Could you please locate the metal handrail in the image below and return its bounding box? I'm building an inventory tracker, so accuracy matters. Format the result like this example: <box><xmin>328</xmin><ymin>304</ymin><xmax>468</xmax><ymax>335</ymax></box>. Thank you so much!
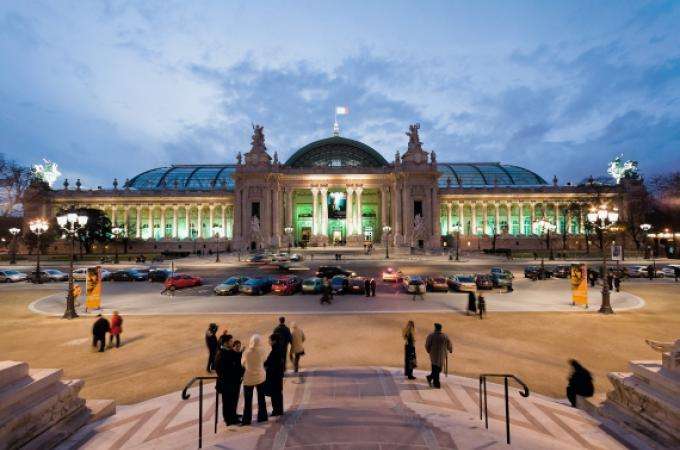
<box><xmin>479</xmin><ymin>373</ymin><xmax>530</xmax><ymax>445</ymax></box>
<box><xmin>181</xmin><ymin>376</ymin><xmax>218</xmax><ymax>449</ymax></box>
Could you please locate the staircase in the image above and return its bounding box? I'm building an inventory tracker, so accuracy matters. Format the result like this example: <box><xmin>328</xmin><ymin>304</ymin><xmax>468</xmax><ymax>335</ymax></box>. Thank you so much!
<box><xmin>0</xmin><ymin>361</ymin><xmax>115</xmax><ymax>450</ymax></box>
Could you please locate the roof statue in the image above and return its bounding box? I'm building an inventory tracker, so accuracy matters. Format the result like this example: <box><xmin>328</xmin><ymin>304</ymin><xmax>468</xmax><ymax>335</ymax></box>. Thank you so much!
<box><xmin>401</xmin><ymin>123</ymin><xmax>429</xmax><ymax>165</ymax></box>
<box><xmin>244</xmin><ymin>124</ymin><xmax>272</xmax><ymax>167</ymax></box>
<box><xmin>607</xmin><ymin>154</ymin><xmax>639</xmax><ymax>184</ymax></box>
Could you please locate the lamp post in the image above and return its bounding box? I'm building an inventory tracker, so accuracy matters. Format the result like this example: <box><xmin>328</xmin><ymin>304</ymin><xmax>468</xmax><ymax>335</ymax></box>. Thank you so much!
<box><xmin>533</xmin><ymin>218</ymin><xmax>557</xmax><ymax>261</ymax></box>
<box><xmin>451</xmin><ymin>223</ymin><xmax>463</xmax><ymax>261</ymax></box>
<box><xmin>213</xmin><ymin>227</ymin><xmax>221</xmax><ymax>263</ymax></box>
<box><xmin>640</xmin><ymin>223</ymin><xmax>652</xmax><ymax>261</ymax></box>
<box><xmin>28</xmin><ymin>218</ymin><xmax>49</xmax><ymax>284</ymax></box>
<box><xmin>8</xmin><ymin>227</ymin><xmax>20</xmax><ymax>265</ymax></box>
<box><xmin>111</xmin><ymin>226</ymin><xmax>123</xmax><ymax>264</ymax></box>
<box><xmin>57</xmin><ymin>211</ymin><xmax>88</xmax><ymax>319</ymax></box>
<box><xmin>382</xmin><ymin>225</ymin><xmax>391</xmax><ymax>259</ymax></box>
<box><xmin>284</xmin><ymin>226</ymin><xmax>293</xmax><ymax>253</ymax></box>
<box><xmin>587</xmin><ymin>205</ymin><xmax>619</xmax><ymax>314</ymax></box>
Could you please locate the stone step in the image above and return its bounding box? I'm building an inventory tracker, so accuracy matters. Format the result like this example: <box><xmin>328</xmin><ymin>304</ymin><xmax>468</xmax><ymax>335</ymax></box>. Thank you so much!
<box><xmin>0</xmin><ymin>368</ymin><xmax>63</xmax><ymax>417</ymax></box>
<box><xmin>85</xmin><ymin>399</ymin><xmax>116</xmax><ymax>423</ymax></box>
<box><xmin>0</xmin><ymin>361</ymin><xmax>28</xmax><ymax>390</ymax></box>
<box><xmin>20</xmin><ymin>405</ymin><xmax>90</xmax><ymax>450</ymax></box>
<box><xmin>598</xmin><ymin>401</ymin><xmax>668</xmax><ymax>450</ymax></box>
<box><xmin>0</xmin><ymin>379</ymin><xmax>84</xmax><ymax>448</ymax></box>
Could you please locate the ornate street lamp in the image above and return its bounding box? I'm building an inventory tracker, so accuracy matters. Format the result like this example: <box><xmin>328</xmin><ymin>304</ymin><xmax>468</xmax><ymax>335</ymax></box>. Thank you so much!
<box><xmin>111</xmin><ymin>226</ymin><xmax>123</xmax><ymax>264</ymax></box>
<box><xmin>57</xmin><ymin>211</ymin><xmax>88</xmax><ymax>319</ymax></box>
<box><xmin>382</xmin><ymin>225</ymin><xmax>391</xmax><ymax>259</ymax></box>
<box><xmin>213</xmin><ymin>227</ymin><xmax>221</xmax><ymax>263</ymax></box>
<box><xmin>640</xmin><ymin>223</ymin><xmax>652</xmax><ymax>261</ymax></box>
<box><xmin>284</xmin><ymin>226</ymin><xmax>294</xmax><ymax>252</ymax></box>
<box><xmin>587</xmin><ymin>204</ymin><xmax>619</xmax><ymax>314</ymax></box>
<box><xmin>533</xmin><ymin>217</ymin><xmax>557</xmax><ymax>261</ymax></box>
<box><xmin>28</xmin><ymin>218</ymin><xmax>49</xmax><ymax>284</ymax></box>
<box><xmin>8</xmin><ymin>227</ymin><xmax>20</xmax><ymax>265</ymax></box>
<box><xmin>451</xmin><ymin>223</ymin><xmax>463</xmax><ymax>261</ymax></box>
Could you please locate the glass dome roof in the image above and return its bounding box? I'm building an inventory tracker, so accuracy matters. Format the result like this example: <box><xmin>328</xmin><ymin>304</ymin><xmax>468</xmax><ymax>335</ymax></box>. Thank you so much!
<box><xmin>126</xmin><ymin>165</ymin><xmax>236</xmax><ymax>191</ymax></box>
<box><xmin>285</xmin><ymin>136</ymin><xmax>389</xmax><ymax>168</ymax></box>
<box><xmin>437</xmin><ymin>163</ymin><xmax>547</xmax><ymax>188</ymax></box>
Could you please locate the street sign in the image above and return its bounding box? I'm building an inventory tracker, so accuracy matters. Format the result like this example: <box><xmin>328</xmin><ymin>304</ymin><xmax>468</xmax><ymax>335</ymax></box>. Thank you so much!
<box><xmin>611</xmin><ymin>245</ymin><xmax>623</xmax><ymax>261</ymax></box>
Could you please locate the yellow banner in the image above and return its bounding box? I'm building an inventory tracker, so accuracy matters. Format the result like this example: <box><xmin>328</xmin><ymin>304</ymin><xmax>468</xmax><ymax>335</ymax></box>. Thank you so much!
<box><xmin>85</xmin><ymin>266</ymin><xmax>102</xmax><ymax>310</ymax></box>
<box><xmin>570</xmin><ymin>263</ymin><xmax>588</xmax><ymax>307</ymax></box>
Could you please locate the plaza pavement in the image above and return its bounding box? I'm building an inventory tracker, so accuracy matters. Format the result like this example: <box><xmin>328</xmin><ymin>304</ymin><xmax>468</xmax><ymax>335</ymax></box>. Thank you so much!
<box><xmin>27</xmin><ymin>277</ymin><xmax>644</xmax><ymax>316</ymax></box>
<box><xmin>59</xmin><ymin>367</ymin><xmax>627</xmax><ymax>450</ymax></box>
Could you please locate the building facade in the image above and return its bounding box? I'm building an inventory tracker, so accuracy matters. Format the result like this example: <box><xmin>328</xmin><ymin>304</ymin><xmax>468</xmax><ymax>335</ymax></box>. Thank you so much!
<box><xmin>34</xmin><ymin>124</ymin><xmax>633</xmax><ymax>252</ymax></box>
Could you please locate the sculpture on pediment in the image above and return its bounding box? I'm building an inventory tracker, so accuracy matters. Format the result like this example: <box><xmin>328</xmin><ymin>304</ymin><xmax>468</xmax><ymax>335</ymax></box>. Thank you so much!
<box><xmin>244</xmin><ymin>124</ymin><xmax>272</xmax><ymax>166</ymax></box>
<box><xmin>402</xmin><ymin>123</ymin><xmax>429</xmax><ymax>165</ymax></box>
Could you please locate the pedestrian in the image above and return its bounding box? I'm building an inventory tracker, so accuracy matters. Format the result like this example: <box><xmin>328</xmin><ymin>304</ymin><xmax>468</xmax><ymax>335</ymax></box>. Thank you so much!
<box><xmin>92</xmin><ymin>314</ymin><xmax>110</xmax><ymax>353</ymax></box>
<box><xmin>425</xmin><ymin>323</ymin><xmax>452</xmax><ymax>389</ymax></box>
<box><xmin>233</xmin><ymin>340</ymin><xmax>242</xmax><ymax>353</ymax></box>
<box><xmin>467</xmin><ymin>291</ymin><xmax>477</xmax><ymax>316</ymax></box>
<box><xmin>606</xmin><ymin>272</ymin><xmax>613</xmax><ymax>290</ymax></box>
<box><xmin>506</xmin><ymin>277</ymin><xmax>514</xmax><ymax>292</ymax></box>
<box><xmin>647</xmin><ymin>264</ymin><xmax>654</xmax><ymax>280</ymax></box>
<box><xmin>205</xmin><ymin>323</ymin><xmax>219</xmax><ymax>373</ymax></box>
<box><xmin>613</xmin><ymin>273</ymin><xmax>621</xmax><ymax>292</ymax></box>
<box><xmin>588</xmin><ymin>270</ymin><xmax>596</xmax><ymax>287</ymax></box>
<box><xmin>273</xmin><ymin>317</ymin><xmax>292</xmax><ymax>371</ymax></box>
<box><xmin>214</xmin><ymin>334</ymin><xmax>243</xmax><ymax>426</ymax></box>
<box><xmin>364</xmin><ymin>278</ymin><xmax>371</xmax><ymax>297</ymax></box>
<box><xmin>218</xmin><ymin>329</ymin><xmax>231</xmax><ymax>348</ymax></box>
<box><xmin>109</xmin><ymin>311</ymin><xmax>123</xmax><ymax>348</ymax></box>
<box><xmin>403</xmin><ymin>320</ymin><xmax>417</xmax><ymax>380</ymax></box>
<box><xmin>241</xmin><ymin>334</ymin><xmax>268</xmax><ymax>425</ymax></box>
<box><xmin>370</xmin><ymin>278</ymin><xmax>377</xmax><ymax>297</ymax></box>
<box><xmin>264</xmin><ymin>334</ymin><xmax>285</xmax><ymax>416</ymax></box>
<box><xmin>566</xmin><ymin>359</ymin><xmax>594</xmax><ymax>407</ymax></box>
<box><xmin>674</xmin><ymin>266</ymin><xmax>680</xmax><ymax>282</ymax></box>
<box><xmin>477</xmin><ymin>294</ymin><xmax>486</xmax><ymax>320</ymax></box>
<box><xmin>290</xmin><ymin>323</ymin><xmax>306</xmax><ymax>373</ymax></box>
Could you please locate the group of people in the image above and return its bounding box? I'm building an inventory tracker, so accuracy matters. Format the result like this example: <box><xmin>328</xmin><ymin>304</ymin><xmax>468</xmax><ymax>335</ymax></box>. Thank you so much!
<box><xmin>91</xmin><ymin>312</ymin><xmax>123</xmax><ymax>352</ymax></box>
<box><xmin>403</xmin><ymin>321</ymin><xmax>453</xmax><ymax>388</ymax></box>
<box><xmin>205</xmin><ymin>317</ymin><xmax>306</xmax><ymax>426</ymax></box>
<box><xmin>466</xmin><ymin>291</ymin><xmax>486</xmax><ymax>319</ymax></box>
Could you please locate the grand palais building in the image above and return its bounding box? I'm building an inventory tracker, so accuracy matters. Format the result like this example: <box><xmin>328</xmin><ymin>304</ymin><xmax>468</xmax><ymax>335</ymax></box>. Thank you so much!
<box><xmin>33</xmin><ymin>124</ymin><xmax>636</xmax><ymax>252</ymax></box>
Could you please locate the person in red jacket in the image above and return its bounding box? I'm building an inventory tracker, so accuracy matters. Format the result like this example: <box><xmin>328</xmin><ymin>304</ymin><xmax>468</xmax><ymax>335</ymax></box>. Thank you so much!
<box><xmin>109</xmin><ymin>311</ymin><xmax>123</xmax><ymax>348</ymax></box>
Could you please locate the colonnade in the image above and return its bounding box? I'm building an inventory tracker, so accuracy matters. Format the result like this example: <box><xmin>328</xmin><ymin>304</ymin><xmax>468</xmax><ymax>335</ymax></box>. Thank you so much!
<box><xmin>298</xmin><ymin>185</ymin><xmax>367</xmax><ymax>237</ymax></box>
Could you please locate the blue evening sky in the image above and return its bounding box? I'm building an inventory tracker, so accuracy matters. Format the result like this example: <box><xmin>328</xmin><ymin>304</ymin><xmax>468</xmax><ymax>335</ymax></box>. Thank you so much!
<box><xmin>1</xmin><ymin>1</ymin><xmax>679</xmax><ymax>188</ymax></box>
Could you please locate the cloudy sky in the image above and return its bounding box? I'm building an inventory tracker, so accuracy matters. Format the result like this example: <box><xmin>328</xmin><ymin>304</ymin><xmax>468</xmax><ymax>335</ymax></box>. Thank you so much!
<box><xmin>1</xmin><ymin>1</ymin><xmax>679</xmax><ymax>188</ymax></box>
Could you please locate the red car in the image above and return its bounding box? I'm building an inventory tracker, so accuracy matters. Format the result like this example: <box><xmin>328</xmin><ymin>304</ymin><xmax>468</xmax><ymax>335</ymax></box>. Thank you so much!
<box><xmin>164</xmin><ymin>274</ymin><xmax>202</xmax><ymax>290</ymax></box>
<box><xmin>271</xmin><ymin>276</ymin><xmax>302</xmax><ymax>295</ymax></box>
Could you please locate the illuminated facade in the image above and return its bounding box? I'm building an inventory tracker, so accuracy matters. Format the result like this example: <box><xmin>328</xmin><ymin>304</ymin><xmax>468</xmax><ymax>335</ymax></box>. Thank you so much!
<box><xmin>38</xmin><ymin>124</ymin><xmax>630</xmax><ymax>251</ymax></box>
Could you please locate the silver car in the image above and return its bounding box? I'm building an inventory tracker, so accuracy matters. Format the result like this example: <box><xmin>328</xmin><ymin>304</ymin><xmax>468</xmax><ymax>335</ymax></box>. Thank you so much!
<box><xmin>0</xmin><ymin>269</ymin><xmax>28</xmax><ymax>283</ymax></box>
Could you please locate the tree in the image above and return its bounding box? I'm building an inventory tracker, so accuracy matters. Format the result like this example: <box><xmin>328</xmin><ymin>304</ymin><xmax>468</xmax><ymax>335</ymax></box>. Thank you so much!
<box><xmin>54</xmin><ymin>208</ymin><xmax>112</xmax><ymax>253</ymax></box>
<box><xmin>649</xmin><ymin>172</ymin><xmax>680</xmax><ymax>230</ymax></box>
<box><xmin>0</xmin><ymin>154</ymin><xmax>32</xmax><ymax>217</ymax></box>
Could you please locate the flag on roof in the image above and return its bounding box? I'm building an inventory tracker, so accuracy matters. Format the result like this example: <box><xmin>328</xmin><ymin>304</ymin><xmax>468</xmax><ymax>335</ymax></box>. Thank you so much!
<box><xmin>335</xmin><ymin>106</ymin><xmax>349</xmax><ymax>115</ymax></box>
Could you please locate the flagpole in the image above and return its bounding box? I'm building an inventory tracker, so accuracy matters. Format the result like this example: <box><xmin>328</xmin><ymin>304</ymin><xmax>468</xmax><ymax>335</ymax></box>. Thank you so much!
<box><xmin>333</xmin><ymin>108</ymin><xmax>339</xmax><ymax>136</ymax></box>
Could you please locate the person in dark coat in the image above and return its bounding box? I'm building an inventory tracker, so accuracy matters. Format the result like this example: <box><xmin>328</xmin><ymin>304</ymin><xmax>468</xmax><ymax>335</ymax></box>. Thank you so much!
<box><xmin>92</xmin><ymin>314</ymin><xmax>110</xmax><ymax>352</ymax></box>
<box><xmin>588</xmin><ymin>270</ymin><xmax>596</xmax><ymax>287</ymax></box>
<box><xmin>613</xmin><ymin>273</ymin><xmax>621</xmax><ymax>292</ymax></box>
<box><xmin>566</xmin><ymin>359</ymin><xmax>594</xmax><ymax>407</ymax></box>
<box><xmin>370</xmin><ymin>278</ymin><xmax>377</xmax><ymax>297</ymax></box>
<box><xmin>364</xmin><ymin>278</ymin><xmax>371</xmax><ymax>297</ymax></box>
<box><xmin>264</xmin><ymin>334</ymin><xmax>285</xmax><ymax>416</ymax></box>
<box><xmin>467</xmin><ymin>291</ymin><xmax>477</xmax><ymax>316</ymax></box>
<box><xmin>403</xmin><ymin>320</ymin><xmax>417</xmax><ymax>380</ymax></box>
<box><xmin>425</xmin><ymin>323</ymin><xmax>452</xmax><ymax>389</ymax></box>
<box><xmin>674</xmin><ymin>266</ymin><xmax>680</xmax><ymax>282</ymax></box>
<box><xmin>205</xmin><ymin>323</ymin><xmax>219</xmax><ymax>372</ymax></box>
<box><xmin>477</xmin><ymin>295</ymin><xmax>486</xmax><ymax>319</ymax></box>
<box><xmin>647</xmin><ymin>264</ymin><xmax>654</xmax><ymax>280</ymax></box>
<box><xmin>273</xmin><ymin>317</ymin><xmax>292</xmax><ymax>371</ymax></box>
<box><xmin>606</xmin><ymin>272</ymin><xmax>613</xmax><ymax>290</ymax></box>
<box><xmin>214</xmin><ymin>335</ymin><xmax>244</xmax><ymax>425</ymax></box>
<box><xmin>320</xmin><ymin>279</ymin><xmax>332</xmax><ymax>304</ymax></box>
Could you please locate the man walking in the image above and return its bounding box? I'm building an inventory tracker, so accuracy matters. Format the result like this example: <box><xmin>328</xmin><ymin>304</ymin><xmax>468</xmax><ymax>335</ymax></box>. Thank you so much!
<box><xmin>370</xmin><ymin>278</ymin><xmax>377</xmax><ymax>297</ymax></box>
<box><xmin>364</xmin><ymin>278</ymin><xmax>371</xmax><ymax>297</ymax></box>
<box><xmin>109</xmin><ymin>311</ymin><xmax>123</xmax><ymax>348</ymax></box>
<box><xmin>674</xmin><ymin>266</ymin><xmax>680</xmax><ymax>282</ymax></box>
<box><xmin>205</xmin><ymin>323</ymin><xmax>219</xmax><ymax>372</ymax></box>
<box><xmin>92</xmin><ymin>314</ymin><xmax>110</xmax><ymax>353</ymax></box>
<box><xmin>425</xmin><ymin>323</ymin><xmax>452</xmax><ymax>389</ymax></box>
<box><xmin>273</xmin><ymin>317</ymin><xmax>292</xmax><ymax>370</ymax></box>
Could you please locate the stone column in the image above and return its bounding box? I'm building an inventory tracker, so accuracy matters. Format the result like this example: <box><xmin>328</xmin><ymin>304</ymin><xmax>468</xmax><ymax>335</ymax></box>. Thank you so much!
<box><xmin>495</xmin><ymin>202</ymin><xmax>500</xmax><ymax>234</ymax></box>
<box><xmin>519</xmin><ymin>203</ymin><xmax>525</xmax><ymax>235</ymax></box>
<box><xmin>209</xmin><ymin>205</ymin><xmax>215</xmax><ymax>238</ymax></box>
<box><xmin>579</xmin><ymin>207</ymin><xmax>585</xmax><ymax>235</ymax></box>
<box><xmin>136</xmin><ymin>206</ymin><xmax>142</xmax><ymax>238</ymax></box>
<box><xmin>123</xmin><ymin>207</ymin><xmax>129</xmax><ymax>237</ymax></box>
<box><xmin>506</xmin><ymin>202</ymin><xmax>513</xmax><ymax>235</ymax></box>
<box><xmin>446</xmin><ymin>203</ymin><xmax>452</xmax><ymax>235</ymax></box>
<box><xmin>355</xmin><ymin>186</ymin><xmax>363</xmax><ymax>236</ymax></box>
<box><xmin>185</xmin><ymin>205</ymin><xmax>191</xmax><ymax>239</ymax></box>
<box><xmin>482</xmin><ymin>202</ymin><xmax>488</xmax><ymax>236</ymax></box>
<box><xmin>567</xmin><ymin>209</ymin><xmax>573</xmax><ymax>234</ymax></box>
<box><xmin>555</xmin><ymin>203</ymin><xmax>561</xmax><ymax>233</ymax></box>
<box><xmin>285</xmin><ymin>188</ymin><xmax>293</xmax><ymax>228</ymax></box>
<box><xmin>393</xmin><ymin>184</ymin><xmax>401</xmax><ymax>239</ymax></box>
<box><xmin>471</xmin><ymin>202</ymin><xmax>477</xmax><ymax>235</ymax></box>
<box><xmin>380</xmin><ymin>187</ymin><xmax>388</xmax><ymax>227</ymax></box>
<box><xmin>172</xmin><ymin>206</ymin><xmax>178</xmax><ymax>238</ymax></box>
<box><xmin>197</xmin><ymin>205</ymin><xmax>203</xmax><ymax>238</ymax></box>
<box><xmin>346</xmin><ymin>186</ymin><xmax>354</xmax><ymax>235</ymax></box>
<box><xmin>458</xmin><ymin>203</ymin><xmax>464</xmax><ymax>235</ymax></box>
<box><xmin>220</xmin><ymin>205</ymin><xmax>226</xmax><ymax>237</ymax></box>
<box><xmin>320</xmin><ymin>187</ymin><xmax>328</xmax><ymax>236</ymax></box>
<box><xmin>160</xmin><ymin>206</ymin><xmax>167</xmax><ymax>239</ymax></box>
<box><xmin>311</xmin><ymin>187</ymin><xmax>319</xmax><ymax>235</ymax></box>
<box><xmin>531</xmin><ymin>202</ymin><xmax>536</xmax><ymax>232</ymax></box>
<box><xmin>111</xmin><ymin>206</ymin><xmax>117</xmax><ymax>227</ymax></box>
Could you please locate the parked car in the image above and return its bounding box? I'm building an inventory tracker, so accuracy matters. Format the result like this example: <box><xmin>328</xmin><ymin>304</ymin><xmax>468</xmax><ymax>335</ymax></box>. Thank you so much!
<box><xmin>0</xmin><ymin>269</ymin><xmax>28</xmax><ymax>283</ymax></box>
<box><xmin>149</xmin><ymin>268</ymin><xmax>173</xmax><ymax>282</ymax></box>
<box><xmin>72</xmin><ymin>267</ymin><xmax>112</xmax><ymax>281</ymax></box>
<box><xmin>247</xmin><ymin>254</ymin><xmax>268</xmax><ymax>264</ymax></box>
<box><xmin>524</xmin><ymin>266</ymin><xmax>553</xmax><ymax>279</ymax></box>
<box><xmin>448</xmin><ymin>275</ymin><xmax>477</xmax><ymax>292</ymax></box>
<box><xmin>164</xmin><ymin>274</ymin><xmax>202</xmax><ymax>290</ymax></box>
<box><xmin>426</xmin><ymin>276</ymin><xmax>449</xmax><ymax>292</ymax></box>
<box><xmin>662</xmin><ymin>265</ymin><xmax>680</xmax><ymax>278</ymax></box>
<box><xmin>290</xmin><ymin>253</ymin><xmax>303</xmax><ymax>262</ymax></box>
<box><xmin>111</xmin><ymin>268</ymin><xmax>149</xmax><ymax>281</ymax></box>
<box><xmin>214</xmin><ymin>276</ymin><xmax>249</xmax><ymax>295</ymax></box>
<box><xmin>491</xmin><ymin>273</ymin><xmax>513</xmax><ymax>289</ymax></box>
<box><xmin>347</xmin><ymin>276</ymin><xmax>368</xmax><ymax>294</ymax></box>
<box><xmin>490</xmin><ymin>267</ymin><xmax>514</xmax><ymax>279</ymax></box>
<box><xmin>330</xmin><ymin>275</ymin><xmax>349</xmax><ymax>294</ymax></box>
<box><xmin>475</xmin><ymin>274</ymin><xmax>494</xmax><ymax>290</ymax></box>
<box><xmin>239</xmin><ymin>277</ymin><xmax>273</xmax><ymax>295</ymax></box>
<box><xmin>403</xmin><ymin>276</ymin><xmax>426</xmax><ymax>294</ymax></box>
<box><xmin>381</xmin><ymin>267</ymin><xmax>403</xmax><ymax>282</ymax></box>
<box><xmin>271</xmin><ymin>276</ymin><xmax>302</xmax><ymax>295</ymax></box>
<box><xmin>316</xmin><ymin>266</ymin><xmax>355</xmax><ymax>278</ymax></box>
<box><xmin>39</xmin><ymin>269</ymin><xmax>69</xmax><ymax>282</ymax></box>
<box><xmin>624</xmin><ymin>265</ymin><xmax>664</xmax><ymax>278</ymax></box>
<box><xmin>302</xmin><ymin>277</ymin><xmax>324</xmax><ymax>294</ymax></box>
<box><xmin>550</xmin><ymin>265</ymin><xmax>571</xmax><ymax>278</ymax></box>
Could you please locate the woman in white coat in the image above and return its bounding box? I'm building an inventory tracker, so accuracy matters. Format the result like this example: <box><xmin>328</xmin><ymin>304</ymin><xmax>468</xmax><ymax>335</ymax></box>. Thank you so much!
<box><xmin>241</xmin><ymin>334</ymin><xmax>268</xmax><ymax>425</ymax></box>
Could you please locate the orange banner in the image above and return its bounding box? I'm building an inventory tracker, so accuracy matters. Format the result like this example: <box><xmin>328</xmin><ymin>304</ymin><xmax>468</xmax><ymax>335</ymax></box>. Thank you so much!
<box><xmin>85</xmin><ymin>266</ymin><xmax>102</xmax><ymax>310</ymax></box>
<box><xmin>570</xmin><ymin>263</ymin><xmax>588</xmax><ymax>308</ymax></box>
